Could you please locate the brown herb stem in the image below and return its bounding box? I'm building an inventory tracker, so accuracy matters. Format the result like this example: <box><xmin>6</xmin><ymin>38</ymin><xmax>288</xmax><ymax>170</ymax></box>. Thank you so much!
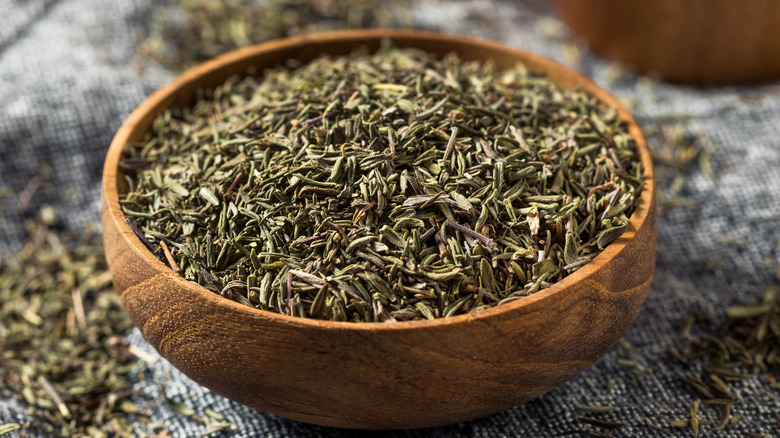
<box><xmin>445</xmin><ymin>220</ymin><xmax>496</xmax><ymax>249</ymax></box>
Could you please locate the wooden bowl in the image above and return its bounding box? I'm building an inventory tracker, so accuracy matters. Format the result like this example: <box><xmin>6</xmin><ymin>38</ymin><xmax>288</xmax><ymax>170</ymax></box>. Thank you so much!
<box><xmin>552</xmin><ymin>0</ymin><xmax>780</xmax><ymax>85</ymax></box>
<box><xmin>102</xmin><ymin>29</ymin><xmax>656</xmax><ymax>429</ymax></box>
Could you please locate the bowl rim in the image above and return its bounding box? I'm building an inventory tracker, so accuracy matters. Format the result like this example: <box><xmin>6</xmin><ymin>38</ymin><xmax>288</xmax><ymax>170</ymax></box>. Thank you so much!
<box><xmin>102</xmin><ymin>28</ymin><xmax>655</xmax><ymax>332</ymax></box>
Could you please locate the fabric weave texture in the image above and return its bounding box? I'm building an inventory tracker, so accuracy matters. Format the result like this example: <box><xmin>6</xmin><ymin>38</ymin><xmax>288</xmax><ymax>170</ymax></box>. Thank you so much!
<box><xmin>1</xmin><ymin>0</ymin><xmax>779</xmax><ymax>436</ymax></box>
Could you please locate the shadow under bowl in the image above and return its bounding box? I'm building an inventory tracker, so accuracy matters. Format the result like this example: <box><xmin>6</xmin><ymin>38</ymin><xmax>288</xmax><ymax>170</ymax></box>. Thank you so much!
<box><xmin>101</xmin><ymin>29</ymin><xmax>657</xmax><ymax>429</ymax></box>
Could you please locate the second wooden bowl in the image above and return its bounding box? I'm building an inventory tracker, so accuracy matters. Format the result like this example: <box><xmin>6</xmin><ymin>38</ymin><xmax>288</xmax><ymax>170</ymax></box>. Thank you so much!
<box><xmin>102</xmin><ymin>29</ymin><xmax>657</xmax><ymax>429</ymax></box>
<box><xmin>552</xmin><ymin>0</ymin><xmax>780</xmax><ymax>85</ymax></box>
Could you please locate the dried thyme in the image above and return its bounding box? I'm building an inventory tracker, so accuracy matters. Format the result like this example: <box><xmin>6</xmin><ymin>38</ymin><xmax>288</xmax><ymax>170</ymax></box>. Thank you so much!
<box><xmin>137</xmin><ymin>0</ymin><xmax>411</xmax><ymax>72</ymax></box>
<box><xmin>120</xmin><ymin>45</ymin><xmax>643</xmax><ymax>322</ymax></box>
<box><xmin>668</xmin><ymin>286</ymin><xmax>780</xmax><ymax>435</ymax></box>
<box><xmin>0</xmin><ymin>213</ymin><xmax>146</xmax><ymax>436</ymax></box>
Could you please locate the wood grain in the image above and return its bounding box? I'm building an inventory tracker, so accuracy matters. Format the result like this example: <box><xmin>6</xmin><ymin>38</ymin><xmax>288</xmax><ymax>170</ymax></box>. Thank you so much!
<box><xmin>553</xmin><ymin>0</ymin><xmax>780</xmax><ymax>84</ymax></box>
<box><xmin>101</xmin><ymin>29</ymin><xmax>657</xmax><ymax>429</ymax></box>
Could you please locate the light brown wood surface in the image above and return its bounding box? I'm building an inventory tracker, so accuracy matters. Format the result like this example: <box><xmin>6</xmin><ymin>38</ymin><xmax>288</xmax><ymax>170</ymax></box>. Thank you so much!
<box><xmin>553</xmin><ymin>0</ymin><xmax>780</xmax><ymax>85</ymax></box>
<box><xmin>102</xmin><ymin>29</ymin><xmax>657</xmax><ymax>429</ymax></box>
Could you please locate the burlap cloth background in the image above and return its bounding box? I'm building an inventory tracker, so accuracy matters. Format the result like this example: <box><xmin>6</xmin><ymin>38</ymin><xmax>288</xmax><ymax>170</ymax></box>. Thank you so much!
<box><xmin>2</xmin><ymin>0</ymin><xmax>779</xmax><ymax>436</ymax></box>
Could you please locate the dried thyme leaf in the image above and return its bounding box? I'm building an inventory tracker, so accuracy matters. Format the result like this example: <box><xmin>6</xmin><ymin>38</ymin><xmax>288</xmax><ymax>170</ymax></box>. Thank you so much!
<box><xmin>579</xmin><ymin>405</ymin><xmax>616</xmax><ymax>414</ymax></box>
<box><xmin>200</xmin><ymin>421</ymin><xmax>235</xmax><ymax>437</ymax></box>
<box><xmin>165</xmin><ymin>395</ymin><xmax>196</xmax><ymax>417</ymax></box>
<box><xmin>0</xmin><ymin>424</ymin><xmax>21</xmax><ymax>436</ymax></box>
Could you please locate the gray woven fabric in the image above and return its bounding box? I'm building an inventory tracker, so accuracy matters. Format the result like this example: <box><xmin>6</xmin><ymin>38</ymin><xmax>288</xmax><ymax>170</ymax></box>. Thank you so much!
<box><xmin>2</xmin><ymin>0</ymin><xmax>780</xmax><ymax>436</ymax></box>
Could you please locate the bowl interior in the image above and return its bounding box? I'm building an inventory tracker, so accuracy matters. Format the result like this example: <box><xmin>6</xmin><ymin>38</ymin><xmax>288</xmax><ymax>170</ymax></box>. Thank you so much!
<box><xmin>105</xmin><ymin>29</ymin><xmax>655</xmax><ymax>329</ymax></box>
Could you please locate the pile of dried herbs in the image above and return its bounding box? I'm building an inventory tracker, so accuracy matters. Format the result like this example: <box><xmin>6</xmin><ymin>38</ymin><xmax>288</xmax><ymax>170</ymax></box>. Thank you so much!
<box><xmin>120</xmin><ymin>45</ymin><xmax>643</xmax><ymax>322</ymax></box>
<box><xmin>0</xmin><ymin>212</ymin><xmax>143</xmax><ymax>437</ymax></box>
<box><xmin>136</xmin><ymin>0</ymin><xmax>411</xmax><ymax>72</ymax></box>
